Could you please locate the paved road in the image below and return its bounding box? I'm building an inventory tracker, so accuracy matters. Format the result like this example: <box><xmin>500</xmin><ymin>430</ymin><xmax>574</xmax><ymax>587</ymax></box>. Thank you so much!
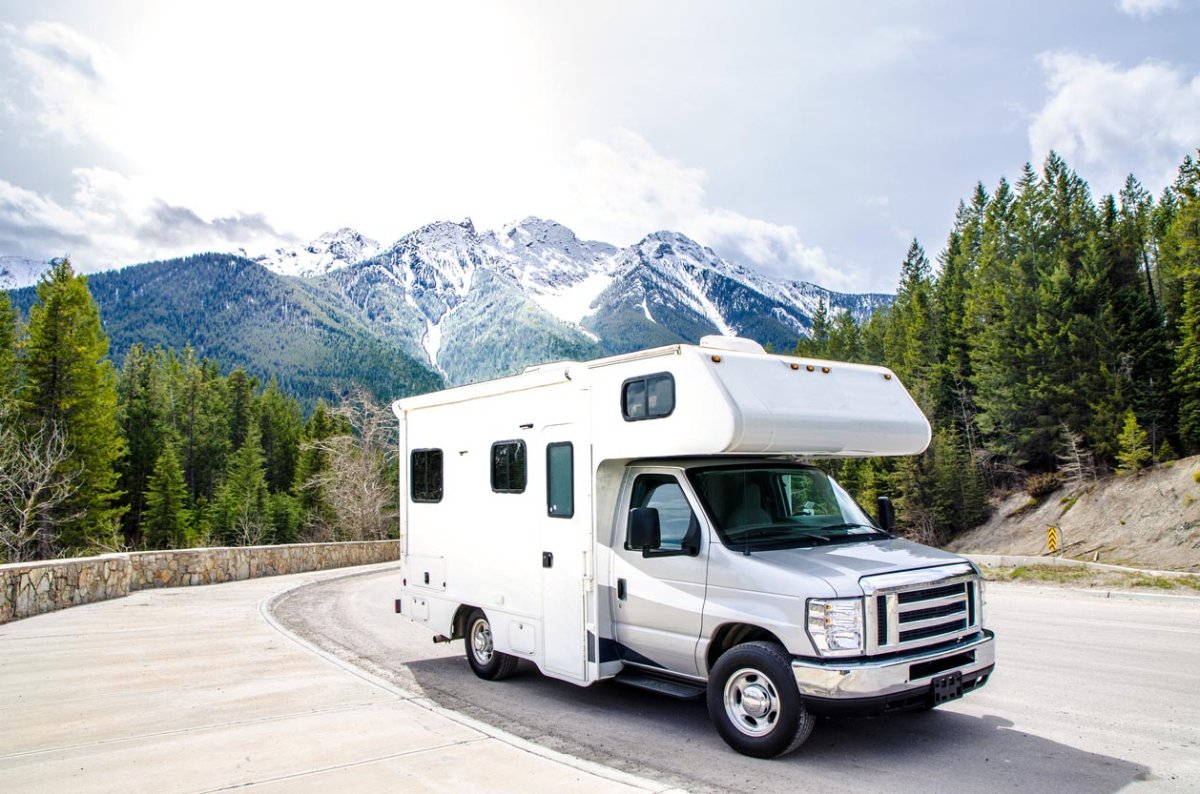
<box><xmin>275</xmin><ymin>569</ymin><xmax>1200</xmax><ymax>793</ymax></box>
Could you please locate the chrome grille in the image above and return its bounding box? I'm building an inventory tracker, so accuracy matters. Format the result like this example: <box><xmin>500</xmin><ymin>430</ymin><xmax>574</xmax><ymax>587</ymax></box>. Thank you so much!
<box><xmin>862</xmin><ymin>564</ymin><xmax>981</xmax><ymax>655</ymax></box>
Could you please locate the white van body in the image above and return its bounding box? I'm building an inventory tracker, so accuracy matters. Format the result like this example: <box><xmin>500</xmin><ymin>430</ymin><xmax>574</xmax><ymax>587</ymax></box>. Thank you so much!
<box><xmin>391</xmin><ymin>336</ymin><xmax>995</xmax><ymax>757</ymax></box>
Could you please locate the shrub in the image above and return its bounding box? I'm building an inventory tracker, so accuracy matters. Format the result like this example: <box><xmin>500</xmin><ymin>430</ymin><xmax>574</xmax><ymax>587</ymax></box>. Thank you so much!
<box><xmin>1025</xmin><ymin>471</ymin><xmax>1063</xmax><ymax>499</ymax></box>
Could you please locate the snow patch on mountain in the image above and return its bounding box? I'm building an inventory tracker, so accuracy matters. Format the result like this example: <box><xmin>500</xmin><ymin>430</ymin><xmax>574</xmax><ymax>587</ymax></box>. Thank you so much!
<box><xmin>256</xmin><ymin>228</ymin><xmax>379</xmax><ymax>278</ymax></box>
<box><xmin>0</xmin><ymin>256</ymin><xmax>51</xmax><ymax>290</ymax></box>
<box><xmin>484</xmin><ymin>217</ymin><xmax>620</xmax><ymax>326</ymax></box>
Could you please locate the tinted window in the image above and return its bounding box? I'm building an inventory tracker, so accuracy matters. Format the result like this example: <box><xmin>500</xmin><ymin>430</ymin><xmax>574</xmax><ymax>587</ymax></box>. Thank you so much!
<box><xmin>491</xmin><ymin>440</ymin><xmax>527</xmax><ymax>493</ymax></box>
<box><xmin>627</xmin><ymin>473</ymin><xmax>696</xmax><ymax>551</ymax></box>
<box><xmin>546</xmin><ymin>442</ymin><xmax>573</xmax><ymax>518</ymax></box>
<box><xmin>411</xmin><ymin>449</ymin><xmax>443</xmax><ymax>503</ymax></box>
<box><xmin>621</xmin><ymin>373</ymin><xmax>675</xmax><ymax>421</ymax></box>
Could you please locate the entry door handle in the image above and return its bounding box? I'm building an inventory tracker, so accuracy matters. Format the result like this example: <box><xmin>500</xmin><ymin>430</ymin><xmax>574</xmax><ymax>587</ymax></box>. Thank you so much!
<box><xmin>617</xmin><ymin>578</ymin><xmax>627</xmax><ymax>600</ymax></box>
<box><xmin>542</xmin><ymin>551</ymin><xmax>553</xmax><ymax>568</ymax></box>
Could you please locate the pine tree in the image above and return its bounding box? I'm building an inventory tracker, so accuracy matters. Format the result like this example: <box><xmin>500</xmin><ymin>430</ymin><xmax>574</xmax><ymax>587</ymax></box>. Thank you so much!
<box><xmin>795</xmin><ymin>300</ymin><xmax>831</xmax><ymax>357</ymax></box>
<box><xmin>20</xmin><ymin>259</ymin><xmax>125</xmax><ymax>552</ymax></box>
<box><xmin>226</xmin><ymin>368</ymin><xmax>258</xmax><ymax>451</ymax></box>
<box><xmin>1175</xmin><ymin>274</ymin><xmax>1200</xmax><ymax>451</ymax></box>
<box><xmin>213</xmin><ymin>423</ymin><xmax>269</xmax><ymax>545</ymax></box>
<box><xmin>258</xmin><ymin>377</ymin><xmax>302</xmax><ymax>493</ymax></box>
<box><xmin>143</xmin><ymin>443</ymin><xmax>190</xmax><ymax>549</ymax></box>
<box><xmin>0</xmin><ymin>292</ymin><xmax>17</xmax><ymax>409</ymax></box>
<box><xmin>293</xmin><ymin>400</ymin><xmax>340</xmax><ymax>532</ymax></box>
<box><xmin>1115</xmin><ymin>409</ymin><xmax>1151</xmax><ymax>474</ymax></box>
<box><xmin>117</xmin><ymin>345</ymin><xmax>168</xmax><ymax>545</ymax></box>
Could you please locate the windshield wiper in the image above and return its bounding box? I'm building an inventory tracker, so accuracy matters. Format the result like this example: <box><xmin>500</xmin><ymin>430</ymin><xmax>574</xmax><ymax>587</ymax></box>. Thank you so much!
<box><xmin>812</xmin><ymin>523</ymin><xmax>892</xmax><ymax>539</ymax></box>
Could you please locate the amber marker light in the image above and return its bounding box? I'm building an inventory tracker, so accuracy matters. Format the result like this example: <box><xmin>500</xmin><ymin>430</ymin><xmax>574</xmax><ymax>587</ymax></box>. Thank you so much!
<box><xmin>884</xmin><ymin>373</ymin><xmax>892</xmax><ymax>380</ymax></box>
<box><xmin>806</xmin><ymin>364</ymin><xmax>815</xmax><ymax>372</ymax></box>
<box><xmin>711</xmin><ymin>355</ymin><xmax>722</xmax><ymax>363</ymax></box>
<box><xmin>821</xmin><ymin>366</ymin><xmax>830</xmax><ymax>373</ymax></box>
<box><xmin>790</xmin><ymin>363</ymin><xmax>800</xmax><ymax>370</ymax></box>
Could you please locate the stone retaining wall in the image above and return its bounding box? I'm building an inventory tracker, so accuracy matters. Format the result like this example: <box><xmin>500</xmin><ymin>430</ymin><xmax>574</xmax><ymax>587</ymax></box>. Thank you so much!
<box><xmin>1</xmin><ymin>540</ymin><xmax>398</xmax><ymax>624</ymax></box>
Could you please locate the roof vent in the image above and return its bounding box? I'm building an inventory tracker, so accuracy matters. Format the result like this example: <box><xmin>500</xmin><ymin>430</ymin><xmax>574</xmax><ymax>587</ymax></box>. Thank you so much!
<box><xmin>699</xmin><ymin>335</ymin><xmax>765</xmax><ymax>354</ymax></box>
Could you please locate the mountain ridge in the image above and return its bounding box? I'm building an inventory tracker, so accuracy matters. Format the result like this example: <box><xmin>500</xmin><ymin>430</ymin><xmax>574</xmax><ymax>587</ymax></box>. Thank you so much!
<box><xmin>5</xmin><ymin>217</ymin><xmax>892</xmax><ymax>397</ymax></box>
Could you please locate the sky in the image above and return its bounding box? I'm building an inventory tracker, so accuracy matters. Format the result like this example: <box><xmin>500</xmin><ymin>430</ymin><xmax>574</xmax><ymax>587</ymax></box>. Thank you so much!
<box><xmin>1</xmin><ymin>1</ymin><xmax>1198</xmax><ymax>293</ymax></box>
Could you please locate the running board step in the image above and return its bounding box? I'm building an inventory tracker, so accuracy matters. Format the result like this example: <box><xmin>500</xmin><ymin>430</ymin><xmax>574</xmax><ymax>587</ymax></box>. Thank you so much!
<box><xmin>613</xmin><ymin>671</ymin><xmax>706</xmax><ymax>700</ymax></box>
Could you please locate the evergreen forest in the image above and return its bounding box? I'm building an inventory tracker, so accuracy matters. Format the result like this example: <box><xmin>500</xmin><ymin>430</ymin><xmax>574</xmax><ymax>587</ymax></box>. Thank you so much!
<box><xmin>796</xmin><ymin>151</ymin><xmax>1200</xmax><ymax>544</ymax></box>
<box><xmin>1</xmin><ymin>260</ymin><xmax>399</xmax><ymax>562</ymax></box>
<box><xmin>2</xmin><ymin>149</ymin><xmax>1199</xmax><ymax>562</ymax></box>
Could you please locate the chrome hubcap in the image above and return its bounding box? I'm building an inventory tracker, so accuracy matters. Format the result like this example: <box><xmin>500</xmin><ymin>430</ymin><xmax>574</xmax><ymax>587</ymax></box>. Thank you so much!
<box><xmin>470</xmin><ymin>618</ymin><xmax>493</xmax><ymax>664</ymax></box>
<box><xmin>724</xmin><ymin>668</ymin><xmax>780</xmax><ymax>737</ymax></box>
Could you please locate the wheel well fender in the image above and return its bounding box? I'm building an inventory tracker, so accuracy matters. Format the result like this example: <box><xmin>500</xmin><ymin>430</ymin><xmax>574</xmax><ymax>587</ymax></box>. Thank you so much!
<box><xmin>451</xmin><ymin>604</ymin><xmax>476</xmax><ymax>641</ymax></box>
<box><xmin>706</xmin><ymin>623</ymin><xmax>786</xmax><ymax>674</ymax></box>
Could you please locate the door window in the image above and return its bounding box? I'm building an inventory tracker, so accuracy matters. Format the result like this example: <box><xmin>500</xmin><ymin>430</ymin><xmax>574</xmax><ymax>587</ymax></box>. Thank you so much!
<box><xmin>627</xmin><ymin>473</ymin><xmax>698</xmax><ymax>551</ymax></box>
<box><xmin>546</xmin><ymin>442</ymin><xmax>573</xmax><ymax>518</ymax></box>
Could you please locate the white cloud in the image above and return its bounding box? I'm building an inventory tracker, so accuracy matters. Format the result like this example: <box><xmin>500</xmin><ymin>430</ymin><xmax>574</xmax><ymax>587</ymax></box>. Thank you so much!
<box><xmin>0</xmin><ymin>168</ymin><xmax>294</xmax><ymax>269</ymax></box>
<box><xmin>2</xmin><ymin>21</ymin><xmax>125</xmax><ymax>145</ymax></box>
<box><xmin>1029</xmin><ymin>52</ymin><xmax>1200</xmax><ymax>194</ymax></box>
<box><xmin>1116</xmin><ymin>0</ymin><xmax>1182</xmax><ymax>18</ymax></box>
<box><xmin>564</xmin><ymin>130</ymin><xmax>853</xmax><ymax>290</ymax></box>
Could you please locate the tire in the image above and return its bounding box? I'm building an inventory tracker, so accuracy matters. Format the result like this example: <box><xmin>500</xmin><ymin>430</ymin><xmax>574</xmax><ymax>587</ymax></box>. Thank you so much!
<box><xmin>463</xmin><ymin>608</ymin><xmax>519</xmax><ymax>681</ymax></box>
<box><xmin>707</xmin><ymin>641</ymin><xmax>815</xmax><ymax>758</ymax></box>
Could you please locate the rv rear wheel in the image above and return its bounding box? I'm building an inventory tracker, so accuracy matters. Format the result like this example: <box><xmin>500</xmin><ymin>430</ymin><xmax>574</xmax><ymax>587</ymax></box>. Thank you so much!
<box><xmin>707</xmin><ymin>641</ymin><xmax>815</xmax><ymax>758</ymax></box>
<box><xmin>464</xmin><ymin>608</ymin><xmax>519</xmax><ymax>680</ymax></box>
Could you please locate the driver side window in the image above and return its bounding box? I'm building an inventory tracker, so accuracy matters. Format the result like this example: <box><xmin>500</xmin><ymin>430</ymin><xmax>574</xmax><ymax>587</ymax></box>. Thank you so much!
<box><xmin>627</xmin><ymin>474</ymin><xmax>697</xmax><ymax>551</ymax></box>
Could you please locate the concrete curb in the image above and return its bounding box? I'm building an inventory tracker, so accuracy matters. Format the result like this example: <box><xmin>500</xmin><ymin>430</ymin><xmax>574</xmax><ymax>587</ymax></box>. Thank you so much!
<box><xmin>260</xmin><ymin>568</ymin><xmax>686</xmax><ymax>794</ymax></box>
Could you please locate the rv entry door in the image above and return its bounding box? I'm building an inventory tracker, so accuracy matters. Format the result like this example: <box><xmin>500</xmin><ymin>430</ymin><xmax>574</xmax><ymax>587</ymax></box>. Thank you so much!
<box><xmin>540</xmin><ymin>416</ymin><xmax>591</xmax><ymax>683</ymax></box>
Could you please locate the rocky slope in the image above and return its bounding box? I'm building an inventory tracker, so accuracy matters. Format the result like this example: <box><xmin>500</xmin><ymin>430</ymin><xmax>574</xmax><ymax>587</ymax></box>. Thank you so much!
<box><xmin>949</xmin><ymin>455</ymin><xmax>1200</xmax><ymax>572</ymax></box>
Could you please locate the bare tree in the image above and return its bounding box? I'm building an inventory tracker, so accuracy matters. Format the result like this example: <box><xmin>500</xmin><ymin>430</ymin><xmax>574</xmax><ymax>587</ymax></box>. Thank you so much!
<box><xmin>300</xmin><ymin>388</ymin><xmax>398</xmax><ymax>542</ymax></box>
<box><xmin>0</xmin><ymin>418</ymin><xmax>84</xmax><ymax>563</ymax></box>
<box><xmin>1057</xmin><ymin>422</ymin><xmax>1097</xmax><ymax>491</ymax></box>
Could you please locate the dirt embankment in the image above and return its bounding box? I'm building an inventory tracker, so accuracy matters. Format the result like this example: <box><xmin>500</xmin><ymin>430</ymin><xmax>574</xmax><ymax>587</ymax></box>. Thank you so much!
<box><xmin>948</xmin><ymin>455</ymin><xmax>1200</xmax><ymax>573</ymax></box>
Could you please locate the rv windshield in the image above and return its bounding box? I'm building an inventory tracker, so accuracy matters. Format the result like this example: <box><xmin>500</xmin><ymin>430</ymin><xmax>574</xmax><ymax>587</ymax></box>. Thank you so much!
<box><xmin>688</xmin><ymin>464</ymin><xmax>885</xmax><ymax>551</ymax></box>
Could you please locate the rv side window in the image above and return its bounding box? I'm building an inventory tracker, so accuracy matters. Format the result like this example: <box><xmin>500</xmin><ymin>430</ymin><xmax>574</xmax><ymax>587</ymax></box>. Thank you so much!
<box><xmin>411</xmin><ymin>449</ymin><xmax>443</xmax><ymax>503</ymax></box>
<box><xmin>546</xmin><ymin>442</ymin><xmax>573</xmax><ymax>518</ymax></box>
<box><xmin>626</xmin><ymin>474</ymin><xmax>696</xmax><ymax>551</ymax></box>
<box><xmin>621</xmin><ymin>372</ymin><xmax>675</xmax><ymax>421</ymax></box>
<box><xmin>491</xmin><ymin>440</ymin><xmax>527</xmax><ymax>493</ymax></box>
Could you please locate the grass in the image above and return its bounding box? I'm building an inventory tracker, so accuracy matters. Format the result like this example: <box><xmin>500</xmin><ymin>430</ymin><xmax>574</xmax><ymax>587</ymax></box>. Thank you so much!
<box><xmin>1130</xmin><ymin>576</ymin><xmax>1181</xmax><ymax>589</ymax></box>
<box><xmin>1059</xmin><ymin>493</ymin><xmax>1080</xmax><ymax>515</ymax></box>
<box><xmin>1007</xmin><ymin>498</ymin><xmax>1040</xmax><ymax>518</ymax></box>
<box><xmin>983</xmin><ymin>563</ymin><xmax>1200</xmax><ymax>592</ymax></box>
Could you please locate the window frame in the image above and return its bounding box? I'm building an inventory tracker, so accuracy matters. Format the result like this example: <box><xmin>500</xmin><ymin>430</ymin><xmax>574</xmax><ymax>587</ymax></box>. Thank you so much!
<box><xmin>545</xmin><ymin>441</ymin><xmax>574</xmax><ymax>518</ymax></box>
<box><xmin>490</xmin><ymin>439</ymin><xmax>528</xmax><ymax>494</ymax></box>
<box><xmin>620</xmin><ymin>371</ymin><xmax>676</xmax><ymax>422</ymax></box>
<box><xmin>410</xmin><ymin>448</ymin><xmax>444</xmax><ymax>504</ymax></box>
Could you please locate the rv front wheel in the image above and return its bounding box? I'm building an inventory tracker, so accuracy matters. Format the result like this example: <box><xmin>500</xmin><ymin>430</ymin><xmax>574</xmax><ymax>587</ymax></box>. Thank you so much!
<box><xmin>707</xmin><ymin>641</ymin><xmax>815</xmax><ymax>758</ymax></box>
<box><xmin>464</xmin><ymin>608</ymin><xmax>519</xmax><ymax>680</ymax></box>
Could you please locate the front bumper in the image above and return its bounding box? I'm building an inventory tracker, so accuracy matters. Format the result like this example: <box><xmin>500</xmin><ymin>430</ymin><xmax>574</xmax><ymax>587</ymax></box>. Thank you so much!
<box><xmin>792</xmin><ymin>630</ymin><xmax>995</xmax><ymax>716</ymax></box>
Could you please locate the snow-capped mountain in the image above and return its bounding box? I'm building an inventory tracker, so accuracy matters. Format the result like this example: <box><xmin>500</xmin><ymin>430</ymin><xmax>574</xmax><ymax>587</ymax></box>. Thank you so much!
<box><xmin>254</xmin><ymin>228</ymin><xmax>380</xmax><ymax>278</ymax></box>
<box><xmin>0</xmin><ymin>256</ymin><xmax>51</xmax><ymax>290</ymax></box>
<box><xmin>4</xmin><ymin>217</ymin><xmax>893</xmax><ymax>391</ymax></box>
<box><xmin>318</xmin><ymin>217</ymin><xmax>890</xmax><ymax>385</ymax></box>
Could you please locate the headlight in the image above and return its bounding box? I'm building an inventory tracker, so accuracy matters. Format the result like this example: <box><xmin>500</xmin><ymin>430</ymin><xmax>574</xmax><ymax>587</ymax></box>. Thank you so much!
<box><xmin>806</xmin><ymin>598</ymin><xmax>864</xmax><ymax>657</ymax></box>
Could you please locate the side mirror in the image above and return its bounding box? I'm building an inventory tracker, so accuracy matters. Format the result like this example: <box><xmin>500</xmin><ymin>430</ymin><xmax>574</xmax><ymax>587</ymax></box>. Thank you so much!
<box><xmin>876</xmin><ymin>496</ymin><xmax>896</xmax><ymax>532</ymax></box>
<box><xmin>629</xmin><ymin>507</ymin><xmax>662</xmax><ymax>552</ymax></box>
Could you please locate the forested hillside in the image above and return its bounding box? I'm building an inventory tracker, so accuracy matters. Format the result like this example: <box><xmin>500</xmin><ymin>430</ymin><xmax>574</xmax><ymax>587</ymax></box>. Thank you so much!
<box><xmin>7</xmin><ymin>253</ymin><xmax>444</xmax><ymax>408</ymax></box>
<box><xmin>802</xmin><ymin>151</ymin><xmax>1200</xmax><ymax>543</ymax></box>
<box><xmin>1</xmin><ymin>262</ymin><xmax>400</xmax><ymax>562</ymax></box>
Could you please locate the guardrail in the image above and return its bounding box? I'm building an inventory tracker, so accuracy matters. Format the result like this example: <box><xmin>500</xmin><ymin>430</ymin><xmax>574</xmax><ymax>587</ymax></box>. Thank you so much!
<box><xmin>0</xmin><ymin>540</ymin><xmax>399</xmax><ymax>624</ymax></box>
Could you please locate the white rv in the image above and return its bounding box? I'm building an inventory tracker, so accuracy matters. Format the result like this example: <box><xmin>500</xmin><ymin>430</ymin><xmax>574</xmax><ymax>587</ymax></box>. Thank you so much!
<box><xmin>391</xmin><ymin>336</ymin><xmax>995</xmax><ymax>758</ymax></box>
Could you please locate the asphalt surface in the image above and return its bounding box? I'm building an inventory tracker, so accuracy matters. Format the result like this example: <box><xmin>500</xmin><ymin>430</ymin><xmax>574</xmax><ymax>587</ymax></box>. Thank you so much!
<box><xmin>274</xmin><ymin>569</ymin><xmax>1200</xmax><ymax>793</ymax></box>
